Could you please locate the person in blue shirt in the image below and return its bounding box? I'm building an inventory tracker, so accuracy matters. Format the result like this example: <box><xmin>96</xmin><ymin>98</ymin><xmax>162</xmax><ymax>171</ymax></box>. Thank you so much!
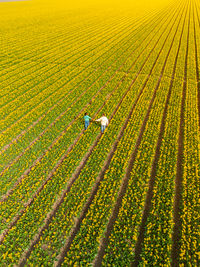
<box><xmin>84</xmin><ymin>112</ymin><xmax>92</xmax><ymax>130</ymax></box>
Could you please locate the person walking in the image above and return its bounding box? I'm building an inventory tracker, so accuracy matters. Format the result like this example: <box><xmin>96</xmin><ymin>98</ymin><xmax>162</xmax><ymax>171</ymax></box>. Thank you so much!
<box><xmin>95</xmin><ymin>114</ymin><xmax>109</xmax><ymax>133</ymax></box>
<box><xmin>84</xmin><ymin>112</ymin><xmax>92</xmax><ymax>130</ymax></box>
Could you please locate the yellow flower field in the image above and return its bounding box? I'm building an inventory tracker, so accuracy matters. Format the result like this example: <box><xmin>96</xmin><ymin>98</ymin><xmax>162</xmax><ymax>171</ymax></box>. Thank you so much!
<box><xmin>0</xmin><ymin>0</ymin><xmax>199</xmax><ymax>265</ymax></box>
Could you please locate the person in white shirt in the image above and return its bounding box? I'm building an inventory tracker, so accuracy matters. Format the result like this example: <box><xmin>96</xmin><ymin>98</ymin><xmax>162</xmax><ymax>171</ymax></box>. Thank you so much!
<box><xmin>95</xmin><ymin>114</ymin><xmax>109</xmax><ymax>133</ymax></box>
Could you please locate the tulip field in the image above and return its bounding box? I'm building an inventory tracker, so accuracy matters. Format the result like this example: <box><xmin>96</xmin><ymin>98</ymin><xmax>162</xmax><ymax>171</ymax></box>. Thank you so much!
<box><xmin>0</xmin><ymin>0</ymin><xmax>199</xmax><ymax>266</ymax></box>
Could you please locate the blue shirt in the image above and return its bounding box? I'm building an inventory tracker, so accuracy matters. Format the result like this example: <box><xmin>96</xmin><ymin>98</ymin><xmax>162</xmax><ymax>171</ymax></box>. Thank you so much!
<box><xmin>84</xmin><ymin>115</ymin><xmax>91</xmax><ymax>122</ymax></box>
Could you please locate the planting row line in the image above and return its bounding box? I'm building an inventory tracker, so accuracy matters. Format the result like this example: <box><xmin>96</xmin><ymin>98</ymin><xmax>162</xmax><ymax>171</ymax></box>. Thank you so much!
<box><xmin>0</xmin><ymin>14</ymin><xmax>109</xmax><ymax>82</ymax></box>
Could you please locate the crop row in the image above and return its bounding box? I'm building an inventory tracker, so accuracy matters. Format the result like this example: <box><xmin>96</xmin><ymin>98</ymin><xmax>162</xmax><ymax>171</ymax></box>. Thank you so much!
<box><xmin>1</xmin><ymin>0</ymin><xmax>199</xmax><ymax>266</ymax></box>
<box><xmin>102</xmin><ymin>2</ymin><xmax>189</xmax><ymax>264</ymax></box>
<box><xmin>0</xmin><ymin>9</ymin><xmax>138</xmax><ymax>66</ymax></box>
<box><xmin>19</xmin><ymin>73</ymin><xmax>147</xmax><ymax>266</ymax></box>
<box><xmin>0</xmin><ymin>10</ymin><xmax>165</xmax><ymax>237</ymax></box>
<box><xmin>61</xmin><ymin>79</ymin><xmax>173</xmax><ymax>265</ymax></box>
<box><xmin>0</xmin><ymin>72</ymin><xmax>123</xmax><ymax>224</ymax></box>
<box><xmin>0</xmin><ymin>22</ymin><xmax>138</xmax><ymax>148</ymax></box>
<box><xmin>56</xmin><ymin>4</ymin><xmax>187</xmax><ymax>264</ymax></box>
<box><xmin>0</xmin><ymin>23</ymin><xmax>161</xmax><ymax>229</ymax></box>
<box><xmin>1</xmin><ymin>6</ymin><xmax>159</xmax><ymax>99</ymax></box>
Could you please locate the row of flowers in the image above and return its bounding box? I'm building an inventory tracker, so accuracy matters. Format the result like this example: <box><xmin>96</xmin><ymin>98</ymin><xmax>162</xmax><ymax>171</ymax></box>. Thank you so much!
<box><xmin>0</xmin><ymin>53</ymin><xmax>120</xmax><ymax>170</ymax></box>
<box><xmin>2</xmin><ymin>3</ymin><xmax>198</xmax><ymax>265</ymax></box>
<box><xmin>0</xmin><ymin>5</ymin><xmax>177</xmax><ymax>264</ymax></box>
<box><xmin>0</xmin><ymin>26</ymin><xmax>148</xmax><ymax>197</ymax></box>
<box><xmin>104</xmin><ymin>7</ymin><xmax>200</xmax><ymax>265</ymax></box>
<box><xmin>139</xmin><ymin>78</ymin><xmax>183</xmax><ymax>265</ymax></box>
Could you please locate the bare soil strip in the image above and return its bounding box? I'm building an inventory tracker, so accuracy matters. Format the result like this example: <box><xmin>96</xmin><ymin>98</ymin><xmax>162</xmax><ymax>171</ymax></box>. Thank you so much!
<box><xmin>53</xmin><ymin>5</ymin><xmax>182</xmax><ymax>266</ymax></box>
<box><xmin>171</xmin><ymin>2</ymin><xmax>191</xmax><ymax>266</ymax></box>
<box><xmin>132</xmin><ymin>3</ymin><xmax>188</xmax><ymax>266</ymax></box>
<box><xmin>93</xmin><ymin>3</ymin><xmax>186</xmax><ymax>266</ymax></box>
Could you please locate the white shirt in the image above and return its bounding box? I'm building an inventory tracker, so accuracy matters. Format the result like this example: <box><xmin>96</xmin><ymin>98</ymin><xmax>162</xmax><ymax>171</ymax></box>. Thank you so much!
<box><xmin>95</xmin><ymin>116</ymin><xmax>109</xmax><ymax>126</ymax></box>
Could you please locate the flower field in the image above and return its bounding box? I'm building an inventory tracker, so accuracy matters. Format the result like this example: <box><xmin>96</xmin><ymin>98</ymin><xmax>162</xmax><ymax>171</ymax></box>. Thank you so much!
<box><xmin>0</xmin><ymin>0</ymin><xmax>199</xmax><ymax>266</ymax></box>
